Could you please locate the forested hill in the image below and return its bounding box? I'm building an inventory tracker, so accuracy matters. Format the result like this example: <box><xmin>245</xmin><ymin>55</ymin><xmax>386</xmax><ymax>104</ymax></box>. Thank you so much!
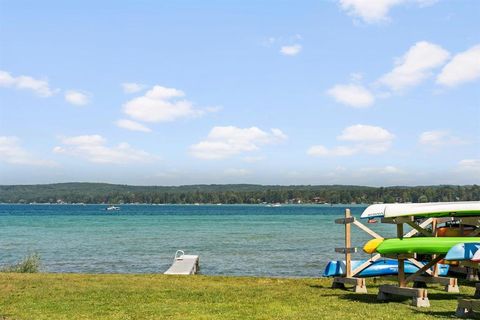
<box><xmin>0</xmin><ymin>183</ymin><xmax>479</xmax><ymax>204</ymax></box>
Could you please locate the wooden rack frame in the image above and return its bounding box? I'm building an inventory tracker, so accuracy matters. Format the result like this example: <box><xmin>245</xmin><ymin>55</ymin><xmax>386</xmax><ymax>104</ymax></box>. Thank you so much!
<box><xmin>331</xmin><ymin>208</ymin><xmax>381</xmax><ymax>293</ymax></box>
<box><xmin>332</xmin><ymin>209</ymin><xmax>462</xmax><ymax>307</ymax></box>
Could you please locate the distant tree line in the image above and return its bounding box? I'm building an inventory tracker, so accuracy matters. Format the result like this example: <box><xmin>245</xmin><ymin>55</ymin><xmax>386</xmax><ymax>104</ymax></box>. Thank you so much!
<box><xmin>0</xmin><ymin>183</ymin><xmax>479</xmax><ymax>204</ymax></box>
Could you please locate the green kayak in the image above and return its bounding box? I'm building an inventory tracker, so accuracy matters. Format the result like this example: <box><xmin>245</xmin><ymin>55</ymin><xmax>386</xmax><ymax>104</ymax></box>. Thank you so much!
<box><xmin>364</xmin><ymin>237</ymin><xmax>480</xmax><ymax>255</ymax></box>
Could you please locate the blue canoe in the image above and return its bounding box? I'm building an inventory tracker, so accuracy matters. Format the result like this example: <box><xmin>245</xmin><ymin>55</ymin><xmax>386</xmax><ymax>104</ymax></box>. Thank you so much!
<box><xmin>445</xmin><ymin>243</ymin><xmax>480</xmax><ymax>261</ymax></box>
<box><xmin>323</xmin><ymin>259</ymin><xmax>449</xmax><ymax>277</ymax></box>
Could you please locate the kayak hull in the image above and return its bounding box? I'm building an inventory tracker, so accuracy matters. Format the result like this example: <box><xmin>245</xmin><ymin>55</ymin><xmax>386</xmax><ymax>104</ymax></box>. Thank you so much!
<box><xmin>323</xmin><ymin>259</ymin><xmax>449</xmax><ymax>277</ymax></box>
<box><xmin>360</xmin><ymin>201</ymin><xmax>480</xmax><ymax>219</ymax></box>
<box><xmin>369</xmin><ymin>237</ymin><xmax>480</xmax><ymax>255</ymax></box>
<box><xmin>445</xmin><ymin>243</ymin><xmax>480</xmax><ymax>261</ymax></box>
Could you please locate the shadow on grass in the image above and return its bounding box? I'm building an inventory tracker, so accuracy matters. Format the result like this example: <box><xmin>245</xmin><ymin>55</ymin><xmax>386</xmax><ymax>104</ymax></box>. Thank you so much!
<box><xmin>415</xmin><ymin>310</ymin><xmax>457</xmax><ymax>319</ymax></box>
<box><xmin>426</xmin><ymin>292</ymin><xmax>470</xmax><ymax>301</ymax></box>
<box><xmin>308</xmin><ymin>284</ymin><xmax>329</xmax><ymax>289</ymax></box>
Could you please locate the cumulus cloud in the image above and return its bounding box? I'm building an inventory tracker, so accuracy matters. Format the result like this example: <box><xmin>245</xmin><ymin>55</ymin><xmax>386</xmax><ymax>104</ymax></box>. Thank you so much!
<box><xmin>53</xmin><ymin>134</ymin><xmax>155</xmax><ymax>164</ymax></box>
<box><xmin>64</xmin><ymin>90</ymin><xmax>90</xmax><ymax>106</ymax></box>
<box><xmin>338</xmin><ymin>124</ymin><xmax>395</xmax><ymax>142</ymax></box>
<box><xmin>0</xmin><ymin>70</ymin><xmax>57</xmax><ymax>97</ymax></box>
<box><xmin>378</xmin><ymin>41</ymin><xmax>450</xmax><ymax>91</ymax></box>
<box><xmin>308</xmin><ymin>124</ymin><xmax>395</xmax><ymax>157</ymax></box>
<box><xmin>115</xmin><ymin>119</ymin><xmax>152</xmax><ymax>132</ymax></box>
<box><xmin>190</xmin><ymin>126</ymin><xmax>287</xmax><ymax>160</ymax></box>
<box><xmin>437</xmin><ymin>45</ymin><xmax>480</xmax><ymax>87</ymax></box>
<box><xmin>122</xmin><ymin>82</ymin><xmax>145</xmax><ymax>94</ymax></box>
<box><xmin>338</xmin><ymin>0</ymin><xmax>437</xmax><ymax>23</ymax></box>
<box><xmin>419</xmin><ymin>130</ymin><xmax>466</xmax><ymax>147</ymax></box>
<box><xmin>123</xmin><ymin>85</ymin><xmax>207</xmax><ymax>123</ymax></box>
<box><xmin>280</xmin><ymin>44</ymin><xmax>302</xmax><ymax>56</ymax></box>
<box><xmin>0</xmin><ymin>136</ymin><xmax>56</xmax><ymax>166</ymax></box>
<box><xmin>327</xmin><ymin>84</ymin><xmax>375</xmax><ymax>108</ymax></box>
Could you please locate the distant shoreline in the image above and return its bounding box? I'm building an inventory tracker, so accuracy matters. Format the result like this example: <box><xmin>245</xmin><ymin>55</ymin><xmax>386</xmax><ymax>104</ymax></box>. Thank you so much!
<box><xmin>1</xmin><ymin>182</ymin><xmax>478</xmax><ymax>205</ymax></box>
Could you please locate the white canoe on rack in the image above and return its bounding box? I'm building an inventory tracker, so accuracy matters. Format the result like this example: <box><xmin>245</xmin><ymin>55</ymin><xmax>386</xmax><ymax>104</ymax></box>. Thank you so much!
<box><xmin>360</xmin><ymin>201</ymin><xmax>480</xmax><ymax>219</ymax></box>
<box><xmin>164</xmin><ymin>250</ymin><xmax>200</xmax><ymax>275</ymax></box>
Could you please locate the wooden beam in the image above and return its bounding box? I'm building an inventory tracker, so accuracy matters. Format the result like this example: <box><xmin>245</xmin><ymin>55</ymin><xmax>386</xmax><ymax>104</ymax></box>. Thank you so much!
<box><xmin>403</xmin><ymin>218</ymin><xmax>434</xmax><ymax>238</ymax></box>
<box><xmin>383</xmin><ymin>253</ymin><xmax>415</xmax><ymax>259</ymax></box>
<box><xmin>432</xmin><ymin>218</ymin><xmax>439</xmax><ymax>277</ymax></box>
<box><xmin>405</xmin><ymin>221</ymin><xmax>433</xmax><ymax>237</ymax></box>
<box><xmin>378</xmin><ymin>284</ymin><xmax>427</xmax><ymax>298</ymax></box>
<box><xmin>456</xmin><ymin>299</ymin><xmax>480</xmax><ymax>318</ymax></box>
<box><xmin>381</xmin><ymin>216</ymin><xmax>413</xmax><ymax>224</ymax></box>
<box><xmin>335</xmin><ymin>247</ymin><xmax>357</xmax><ymax>254</ymax></box>
<box><xmin>411</xmin><ymin>275</ymin><xmax>459</xmax><ymax>293</ymax></box>
<box><xmin>459</xmin><ymin>217</ymin><xmax>480</xmax><ymax>225</ymax></box>
<box><xmin>407</xmin><ymin>258</ymin><xmax>433</xmax><ymax>276</ymax></box>
<box><xmin>397</xmin><ymin>223</ymin><xmax>406</xmax><ymax>287</ymax></box>
<box><xmin>352</xmin><ymin>219</ymin><xmax>383</xmax><ymax>239</ymax></box>
<box><xmin>345</xmin><ymin>208</ymin><xmax>352</xmax><ymax>278</ymax></box>
<box><xmin>467</xmin><ymin>227</ymin><xmax>480</xmax><ymax>237</ymax></box>
<box><xmin>377</xmin><ymin>285</ymin><xmax>430</xmax><ymax>307</ymax></box>
<box><xmin>332</xmin><ymin>277</ymin><xmax>367</xmax><ymax>293</ymax></box>
<box><xmin>405</xmin><ymin>256</ymin><xmax>444</xmax><ymax>284</ymax></box>
<box><xmin>351</xmin><ymin>254</ymin><xmax>381</xmax><ymax>276</ymax></box>
<box><xmin>335</xmin><ymin>217</ymin><xmax>355</xmax><ymax>224</ymax></box>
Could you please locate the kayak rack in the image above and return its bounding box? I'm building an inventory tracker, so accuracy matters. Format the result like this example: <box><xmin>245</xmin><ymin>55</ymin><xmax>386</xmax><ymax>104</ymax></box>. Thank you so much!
<box><xmin>332</xmin><ymin>208</ymin><xmax>381</xmax><ymax>293</ymax></box>
<box><xmin>332</xmin><ymin>209</ymin><xmax>460</xmax><ymax>307</ymax></box>
<box><xmin>456</xmin><ymin>283</ymin><xmax>480</xmax><ymax>317</ymax></box>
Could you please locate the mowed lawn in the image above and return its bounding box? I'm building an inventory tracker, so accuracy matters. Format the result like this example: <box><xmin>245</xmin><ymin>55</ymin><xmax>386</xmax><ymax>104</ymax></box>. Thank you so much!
<box><xmin>0</xmin><ymin>273</ymin><xmax>475</xmax><ymax>319</ymax></box>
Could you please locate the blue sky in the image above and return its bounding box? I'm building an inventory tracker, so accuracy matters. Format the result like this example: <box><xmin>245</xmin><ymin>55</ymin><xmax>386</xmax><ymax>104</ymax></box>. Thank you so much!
<box><xmin>0</xmin><ymin>0</ymin><xmax>479</xmax><ymax>186</ymax></box>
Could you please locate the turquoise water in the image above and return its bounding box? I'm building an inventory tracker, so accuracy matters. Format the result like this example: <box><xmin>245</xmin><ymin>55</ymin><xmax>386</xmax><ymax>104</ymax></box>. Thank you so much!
<box><xmin>0</xmin><ymin>204</ymin><xmax>396</xmax><ymax>277</ymax></box>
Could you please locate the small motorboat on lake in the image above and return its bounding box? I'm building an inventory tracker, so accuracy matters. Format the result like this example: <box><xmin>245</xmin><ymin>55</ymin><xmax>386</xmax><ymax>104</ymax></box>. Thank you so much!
<box><xmin>105</xmin><ymin>206</ymin><xmax>120</xmax><ymax>211</ymax></box>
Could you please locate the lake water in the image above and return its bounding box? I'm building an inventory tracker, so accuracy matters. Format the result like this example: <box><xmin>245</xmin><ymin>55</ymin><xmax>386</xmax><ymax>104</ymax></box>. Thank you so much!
<box><xmin>0</xmin><ymin>204</ymin><xmax>397</xmax><ymax>277</ymax></box>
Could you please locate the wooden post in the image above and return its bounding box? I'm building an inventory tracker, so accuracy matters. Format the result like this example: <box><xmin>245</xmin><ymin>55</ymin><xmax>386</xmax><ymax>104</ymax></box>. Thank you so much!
<box><xmin>432</xmin><ymin>218</ymin><xmax>439</xmax><ymax>277</ymax></box>
<box><xmin>397</xmin><ymin>223</ymin><xmax>406</xmax><ymax>287</ymax></box>
<box><xmin>345</xmin><ymin>208</ymin><xmax>352</xmax><ymax>278</ymax></box>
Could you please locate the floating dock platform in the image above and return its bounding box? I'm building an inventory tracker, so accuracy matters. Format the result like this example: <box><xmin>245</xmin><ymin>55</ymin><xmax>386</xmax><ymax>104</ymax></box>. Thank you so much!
<box><xmin>164</xmin><ymin>250</ymin><xmax>199</xmax><ymax>275</ymax></box>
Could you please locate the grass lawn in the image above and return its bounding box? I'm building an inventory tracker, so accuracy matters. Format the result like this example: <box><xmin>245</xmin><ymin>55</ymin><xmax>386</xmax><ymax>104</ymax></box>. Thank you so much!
<box><xmin>0</xmin><ymin>273</ymin><xmax>474</xmax><ymax>319</ymax></box>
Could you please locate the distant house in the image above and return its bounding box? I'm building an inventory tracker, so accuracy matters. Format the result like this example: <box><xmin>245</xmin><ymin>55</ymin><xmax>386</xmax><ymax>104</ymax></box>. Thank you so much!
<box><xmin>312</xmin><ymin>197</ymin><xmax>325</xmax><ymax>204</ymax></box>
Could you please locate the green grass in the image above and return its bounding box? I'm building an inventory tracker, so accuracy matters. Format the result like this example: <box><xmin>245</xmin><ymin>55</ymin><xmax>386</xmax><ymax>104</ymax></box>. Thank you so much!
<box><xmin>0</xmin><ymin>273</ymin><xmax>474</xmax><ymax>319</ymax></box>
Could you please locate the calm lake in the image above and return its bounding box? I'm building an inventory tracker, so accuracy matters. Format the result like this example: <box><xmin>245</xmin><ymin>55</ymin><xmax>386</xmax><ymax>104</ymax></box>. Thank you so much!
<box><xmin>0</xmin><ymin>204</ymin><xmax>397</xmax><ymax>277</ymax></box>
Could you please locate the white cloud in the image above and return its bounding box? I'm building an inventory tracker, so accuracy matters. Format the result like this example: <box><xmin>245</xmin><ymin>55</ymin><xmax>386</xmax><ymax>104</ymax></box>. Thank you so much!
<box><xmin>280</xmin><ymin>44</ymin><xmax>302</xmax><ymax>56</ymax></box>
<box><xmin>308</xmin><ymin>124</ymin><xmax>395</xmax><ymax>157</ymax></box>
<box><xmin>53</xmin><ymin>134</ymin><xmax>155</xmax><ymax>164</ymax></box>
<box><xmin>122</xmin><ymin>82</ymin><xmax>145</xmax><ymax>94</ymax></box>
<box><xmin>378</xmin><ymin>41</ymin><xmax>450</xmax><ymax>91</ymax></box>
<box><xmin>419</xmin><ymin>130</ymin><xmax>466</xmax><ymax>147</ymax></box>
<box><xmin>338</xmin><ymin>124</ymin><xmax>395</xmax><ymax>142</ymax></box>
<box><xmin>123</xmin><ymin>85</ymin><xmax>205</xmax><ymax>123</ymax></box>
<box><xmin>243</xmin><ymin>155</ymin><xmax>266</xmax><ymax>163</ymax></box>
<box><xmin>437</xmin><ymin>45</ymin><xmax>480</xmax><ymax>87</ymax></box>
<box><xmin>360</xmin><ymin>165</ymin><xmax>404</xmax><ymax>175</ymax></box>
<box><xmin>0</xmin><ymin>70</ymin><xmax>57</xmax><ymax>97</ymax></box>
<box><xmin>307</xmin><ymin>145</ymin><xmax>357</xmax><ymax>157</ymax></box>
<box><xmin>115</xmin><ymin>119</ymin><xmax>152</xmax><ymax>132</ymax></box>
<box><xmin>190</xmin><ymin>126</ymin><xmax>287</xmax><ymax>160</ymax></box>
<box><xmin>64</xmin><ymin>90</ymin><xmax>90</xmax><ymax>106</ymax></box>
<box><xmin>327</xmin><ymin>84</ymin><xmax>375</xmax><ymax>108</ymax></box>
<box><xmin>338</xmin><ymin>0</ymin><xmax>437</xmax><ymax>24</ymax></box>
<box><xmin>0</xmin><ymin>136</ymin><xmax>55</xmax><ymax>166</ymax></box>
<box><xmin>457</xmin><ymin>159</ymin><xmax>480</xmax><ymax>175</ymax></box>
<box><xmin>224</xmin><ymin>168</ymin><xmax>252</xmax><ymax>176</ymax></box>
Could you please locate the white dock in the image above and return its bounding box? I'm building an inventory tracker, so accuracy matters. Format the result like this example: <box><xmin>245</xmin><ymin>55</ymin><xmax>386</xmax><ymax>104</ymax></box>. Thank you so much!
<box><xmin>164</xmin><ymin>250</ymin><xmax>199</xmax><ymax>275</ymax></box>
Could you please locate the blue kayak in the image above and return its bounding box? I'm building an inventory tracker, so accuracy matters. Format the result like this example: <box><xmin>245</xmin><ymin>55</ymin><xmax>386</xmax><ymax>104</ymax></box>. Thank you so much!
<box><xmin>445</xmin><ymin>243</ymin><xmax>480</xmax><ymax>261</ymax></box>
<box><xmin>323</xmin><ymin>259</ymin><xmax>449</xmax><ymax>277</ymax></box>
